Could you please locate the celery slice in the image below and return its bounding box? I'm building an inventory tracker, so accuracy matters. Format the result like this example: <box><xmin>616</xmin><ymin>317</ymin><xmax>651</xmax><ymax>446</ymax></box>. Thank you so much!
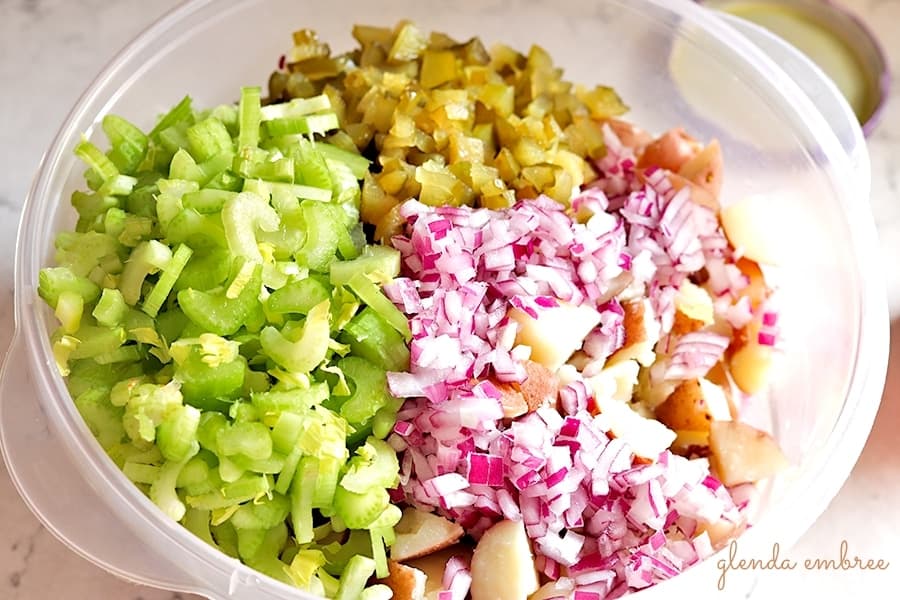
<box><xmin>260</xmin><ymin>94</ymin><xmax>332</xmax><ymax>121</ymax></box>
<box><xmin>177</xmin><ymin>262</ymin><xmax>262</xmax><ymax>336</ymax></box>
<box><xmin>297</xmin><ymin>202</ymin><xmax>340</xmax><ymax>272</ymax></box>
<box><xmin>329</xmin><ymin>246</ymin><xmax>400</xmax><ymax>286</ymax></box>
<box><xmin>74</xmin><ymin>137</ymin><xmax>119</xmax><ymax>183</ymax></box>
<box><xmin>143</xmin><ymin>243</ymin><xmax>193</xmax><ymax>317</ymax></box>
<box><xmin>259</xmin><ymin>300</ymin><xmax>331</xmax><ymax>373</ymax></box>
<box><xmin>149</xmin><ymin>95</ymin><xmax>194</xmax><ymax>140</ymax></box>
<box><xmin>54</xmin><ymin>290</ymin><xmax>84</xmax><ymax>334</ymax></box>
<box><xmin>187</xmin><ymin>118</ymin><xmax>233</xmax><ymax>163</ymax></box>
<box><xmin>103</xmin><ymin>115</ymin><xmax>148</xmax><ymax>175</ymax></box>
<box><xmin>340</xmin><ymin>307</ymin><xmax>410</xmax><ymax>371</ymax></box>
<box><xmin>266</xmin><ymin>278</ymin><xmax>330</xmax><ymax>315</ymax></box>
<box><xmin>183</xmin><ymin>189</ymin><xmax>238</xmax><ymax>214</ymax></box>
<box><xmin>316</xmin><ymin>143</ymin><xmax>371</xmax><ymax>179</ymax></box>
<box><xmin>119</xmin><ymin>240</ymin><xmax>173</xmax><ymax>305</ymax></box>
<box><xmin>157</xmin><ymin>404</ymin><xmax>201</xmax><ymax>462</ymax></box>
<box><xmin>347</xmin><ymin>273</ymin><xmax>411</xmax><ymax>340</ymax></box>
<box><xmin>39</xmin><ymin>267</ymin><xmax>101</xmax><ymax>307</ymax></box>
<box><xmin>264</xmin><ymin>113</ymin><xmax>340</xmax><ymax>138</ymax></box>
<box><xmin>238</xmin><ymin>86</ymin><xmax>262</xmax><ymax>150</ymax></box>
<box><xmin>222</xmin><ymin>192</ymin><xmax>280</xmax><ymax>262</ymax></box>
<box><xmin>291</xmin><ymin>456</ymin><xmax>317</xmax><ymax>544</ymax></box>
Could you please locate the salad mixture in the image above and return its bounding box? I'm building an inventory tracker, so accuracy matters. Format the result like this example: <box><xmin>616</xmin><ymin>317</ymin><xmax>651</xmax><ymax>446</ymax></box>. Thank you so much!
<box><xmin>38</xmin><ymin>21</ymin><xmax>789</xmax><ymax>600</ymax></box>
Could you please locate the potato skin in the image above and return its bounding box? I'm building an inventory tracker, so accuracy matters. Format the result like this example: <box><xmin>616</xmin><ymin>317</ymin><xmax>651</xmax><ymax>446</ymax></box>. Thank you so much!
<box><xmin>708</xmin><ymin>420</ymin><xmax>789</xmax><ymax>486</ymax></box>
<box><xmin>654</xmin><ymin>379</ymin><xmax>714</xmax><ymax>432</ymax></box>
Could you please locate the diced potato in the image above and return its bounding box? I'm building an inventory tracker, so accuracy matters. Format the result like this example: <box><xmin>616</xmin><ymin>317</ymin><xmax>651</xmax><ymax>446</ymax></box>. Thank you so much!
<box><xmin>592</xmin><ymin>394</ymin><xmax>677</xmax><ymax>460</ymax></box>
<box><xmin>678</xmin><ymin>139</ymin><xmax>723</xmax><ymax>202</ymax></box>
<box><xmin>391</xmin><ymin>508</ymin><xmax>465</xmax><ymax>562</ymax></box>
<box><xmin>587</xmin><ymin>359</ymin><xmax>640</xmax><ymax>404</ymax></box>
<box><xmin>667</xmin><ymin>172</ymin><xmax>719</xmax><ymax>211</ymax></box>
<box><xmin>735</xmin><ymin>257</ymin><xmax>769</xmax><ymax>308</ymax></box>
<box><xmin>604</xmin><ymin>118</ymin><xmax>652</xmax><ymax>151</ymax></box>
<box><xmin>674</xmin><ymin>281</ymin><xmax>714</xmax><ymax>325</ymax></box>
<box><xmin>407</xmin><ymin>545</ymin><xmax>473</xmax><ymax>600</ymax></box>
<box><xmin>470</xmin><ymin>520</ymin><xmax>539</xmax><ymax>600</ymax></box>
<box><xmin>721</xmin><ymin>196</ymin><xmax>781</xmax><ymax>265</ymax></box>
<box><xmin>496</xmin><ymin>360</ymin><xmax>559</xmax><ymax>418</ymax></box>
<box><xmin>671</xmin><ymin>429</ymin><xmax>710</xmax><ymax>454</ymax></box>
<box><xmin>379</xmin><ymin>561</ymin><xmax>427</xmax><ymax>600</ymax></box>
<box><xmin>730</xmin><ymin>341</ymin><xmax>773</xmax><ymax>395</ymax></box>
<box><xmin>607</xmin><ymin>299</ymin><xmax>660</xmax><ymax>367</ymax></box>
<box><xmin>529</xmin><ymin>580</ymin><xmax>576</xmax><ymax>600</ymax></box>
<box><xmin>654</xmin><ymin>378</ymin><xmax>731</xmax><ymax>432</ymax></box>
<box><xmin>634</xmin><ymin>365</ymin><xmax>679</xmax><ymax>411</ymax></box>
<box><xmin>696</xmin><ymin>517</ymin><xmax>746</xmax><ymax>548</ymax></box>
<box><xmin>708</xmin><ymin>420</ymin><xmax>789</xmax><ymax>486</ymax></box>
<box><xmin>637</xmin><ymin>128</ymin><xmax>700</xmax><ymax>172</ymax></box>
<box><xmin>509</xmin><ymin>301</ymin><xmax>602</xmax><ymax>372</ymax></box>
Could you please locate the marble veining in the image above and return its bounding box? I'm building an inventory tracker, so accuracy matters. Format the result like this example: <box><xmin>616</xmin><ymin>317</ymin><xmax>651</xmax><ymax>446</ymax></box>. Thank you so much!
<box><xmin>0</xmin><ymin>0</ymin><xmax>898</xmax><ymax>598</ymax></box>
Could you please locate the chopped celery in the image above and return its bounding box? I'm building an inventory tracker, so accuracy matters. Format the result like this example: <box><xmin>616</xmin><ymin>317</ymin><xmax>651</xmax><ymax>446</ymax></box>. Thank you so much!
<box><xmin>94</xmin><ymin>345</ymin><xmax>143</xmax><ymax>365</ymax></box>
<box><xmin>259</xmin><ymin>300</ymin><xmax>331</xmax><ymax>373</ymax></box>
<box><xmin>169</xmin><ymin>148</ymin><xmax>204</xmax><ymax>182</ymax></box>
<box><xmin>143</xmin><ymin>243</ymin><xmax>193</xmax><ymax>317</ymax></box>
<box><xmin>166</xmin><ymin>209</ymin><xmax>227</xmax><ymax>250</ymax></box>
<box><xmin>54</xmin><ymin>290</ymin><xmax>84</xmax><ymax>334</ymax></box>
<box><xmin>327</xmin><ymin>357</ymin><xmax>393</xmax><ymax>427</ymax></box>
<box><xmin>174</xmin><ymin>248</ymin><xmax>231</xmax><ymax>292</ymax></box>
<box><xmin>231</xmin><ymin>493</ymin><xmax>290</xmax><ymax>530</ymax></box>
<box><xmin>347</xmin><ymin>272</ymin><xmax>411</xmax><ymax>339</ymax></box>
<box><xmin>74</xmin><ymin>388</ymin><xmax>125</xmax><ymax>448</ymax></box>
<box><xmin>119</xmin><ymin>240</ymin><xmax>173</xmax><ymax>305</ymax></box>
<box><xmin>178</xmin><ymin>262</ymin><xmax>262</xmax><ymax>336</ymax></box>
<box><xmin>298</xmin><ymin>202</ymin><xmax>340</xmax><ymax>272</ymax></box>
<box><xmin>54</xmin><ymin>231</ymin><xmax>121</xmax><ymax>277</ymax></box>
<box><xmin>218</xmin><ymin>421</ymin><xmax>273</xmax><ymax>460</ymax></box>
<box><xmin>150</xmin><ymin>457</ymin><xmax>191</xmax><ymax>521</ymax></box>
<box><xmin>103</xmin><ymin>115</ymin><xmax>148</xmax><ymax>175</ymax></box>
<box><xmin>238</xmin><ymin>86</ymin><xmax>262</xmax><ymax>150</ymax></box>
<box><xmin>69</xmin><ymin>325</ymin><xmax>126</xmax><ymax>360</ymax></box>
<box><xmin>221</xmin><ymin>192</ymin><xmax>280</xmax><ymax>262</ymax></box>
<box><xmin>333</xmin><ymin>485</ymin><xmax>390</xmax><ymax>530</ymax></box>
<box><xmin>39</xmin><ymin>267</ymin><xmax>100</xmax><ymax>307</ymax></box>
<box><xmin>187</xmin><ymin>118</ymin><xmax>233</xmax><ymax>163</ymax></box>
<box><xmin>291</xmin><ymin>456</ymin><xmax>317</xmax><ymax>544</ymax></box>
<box><xmin>340</xmin><ymin>438</ymin><xmax>399</xmax><ymax>494</ymax></box>
<box><xmin>149</xmin><ymin>95</ymin><xmax>194</xmax><ymax>140</ymax></box>
<box><xmin>316</xmin><ymin>143</ymin><xmax>371</xmax><ymax>179</ymax></box>
<box><xmin>361</xmin><ymin>585</ymin><xmax>393</xmax><ymax>600</ymax></box>
<box><xmin>340</xmin><ymin>307</ymin><xmax>410</xmax><ymax>371</ymax></box>
<box><xmin>260</xmin><ymin>94</ymin><xmax>332</xmax><ymax>121</ymax></box>
<box><xmin>266</xmin><ymin>278</ymin><xmax>330</xmax><ymax>315</ymax></box>
<box><xmin>253</xmin><ymin>383</ymin><xmax>330</xmax><ymax>420</ymax></box>
<box><xmin>264</xmin><ymin>113</ymin><xmax>340</xmax><ymax>138</ymax></box>
<box><xmin>74</xmin><ymin>137</ymin><xmax>119</xmax><ymax>183</ymax></box>
<box><xmin>176</xmin><ymin>351</ymin><xmax>246</xmax><ymax>412</ymax></box>
<box><xmin>183</xmin><ymin>508</ymin><xmax>216</xmax><ymax>547</ymax></box>
<box><xmin>183</xmin><ymin>189</ymin><xmax>238</xmax><ymax>214</ymax></box>
<box><xmin>292</xmin><ymin>138</ymin><xmax>332</xmax><ymax>191</ymax></box>
<box><xmin>157</xmin><ymin>404</ymin><xmax>201</xmax><ymax>462</ymax></box>
<box><xmin>43</xmin><ymin>82</ymin><xmax>412</xmax><ymax>599</ymax></box>
<box><xmin>329</xmin><ymin>246</ymin><xmax>400</xmax><ymax>286</ymax></box>
<box><xmin>335</xmin><ymin>555</ymin><xmax>377</xmax><ymax>600</ymax></box>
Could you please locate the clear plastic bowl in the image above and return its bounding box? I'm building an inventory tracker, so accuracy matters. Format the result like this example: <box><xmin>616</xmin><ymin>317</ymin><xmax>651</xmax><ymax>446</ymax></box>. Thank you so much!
<box><xmin>0</xmin><ymin>0</ymin><xmax>889</xmax><ymax>598</ymax></box>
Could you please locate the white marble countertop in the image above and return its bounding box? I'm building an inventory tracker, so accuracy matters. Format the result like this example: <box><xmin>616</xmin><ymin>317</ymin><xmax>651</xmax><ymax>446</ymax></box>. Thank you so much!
<box><xmin>0</xmin><ymin>0</ymin><xmax>898</xmax><ymax>598</ymax></box>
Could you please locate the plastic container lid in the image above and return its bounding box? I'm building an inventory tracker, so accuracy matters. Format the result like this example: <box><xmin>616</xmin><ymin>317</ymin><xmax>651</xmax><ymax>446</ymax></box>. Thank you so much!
<box><xmin>0</xmin><ymin>0</ymin><xmax>889</xmax><ymax>598</ymax></box>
